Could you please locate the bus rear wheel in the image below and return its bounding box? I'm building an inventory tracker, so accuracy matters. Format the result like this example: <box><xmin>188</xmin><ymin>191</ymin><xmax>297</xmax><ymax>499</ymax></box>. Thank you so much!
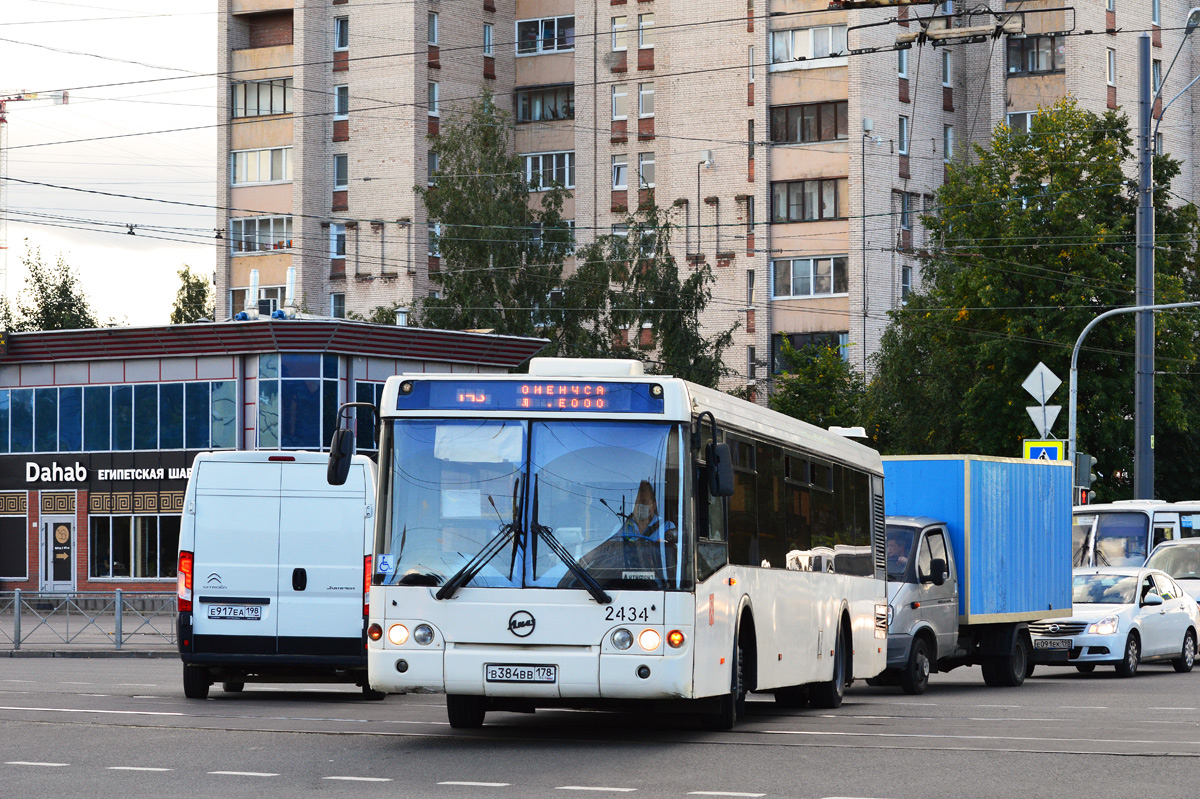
<box><xmin>446</xmin><ymin>695</ymin><xmax>486</xmax><ymax>728</ymax></box>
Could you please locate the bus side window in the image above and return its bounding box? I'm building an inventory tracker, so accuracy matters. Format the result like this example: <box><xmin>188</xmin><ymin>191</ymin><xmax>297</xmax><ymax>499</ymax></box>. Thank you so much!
<box><xmin>696</xmin><ymin>424</ymin><xmax>728</xmax><ymax>583</ymax></box>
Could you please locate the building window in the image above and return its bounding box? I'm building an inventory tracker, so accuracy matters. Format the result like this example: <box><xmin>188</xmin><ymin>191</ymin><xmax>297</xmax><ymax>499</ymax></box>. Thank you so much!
<box><xmin>89</xmin><ymin>515</ymin><xmax>181</xmax><ymax>580</ymax></box>
<box><xmin>771</xmin><ymin>179</ymin><xmax>849</xmax><ymax>222</ymax></box>
<box><xmin>747</xmin><ymin>269</ymin><xmax>756</xmax><ymax>305</ymax></box>
<box><xmin>334</xmin><ymin>153</ymin><xmax>348</xmax><ymax>189</ymax></box>
<box><xmin>428</xmin><ymin>11</ymin><xmax>438</xmax><ymax>44</ymax></box>
<box><xmin>428</xmin><ymin>81</ymin><xmax>439</xmax><ymax>115</ymax></box>
<box><xmin>638</xmin><ymin>13</ymin><xmax>654</xmax><ymax>48</ymax></box>
<box><xmin>748</xmin><ymin>346</ymin><xmax>757</xmax><ymax>380</ymax></box>
<box><xmin>612</xmin><ymin>16</ymin><xmax>628</xmax><ymax>51</ymax></box>
<box><xmin>770</xmin><ymin>101</ymin><xmax>848</xmax><ymax>143</ymax></box>
<box><xmin>943</xmin><ymin>124</ymin><xmax>954</xmax><ymax>161</ymax></box>
<box><xmin>231</xmin><ymin>216</ymin><xmax>293</xmax><ymax>254</ymax></box>
<box><xmin>330</xmin><ymin>222</ymin><xmax>346</xmax><ymax>258</ymax></box>
<box><xmin>1106</xmin><ymin>0</ymin><xmax>1114</xmax><ymax>11</ymax></box>
<box><xmin>428</xmin><ymin>222</ymin><xmax>441</xmax><ymax>257</ymax></box>
<box><xmin>1007</xmin><ymin>110</ymin><xmax>1035</xmax><ymax>134</ymax></box>
<box><xmin>523</xmin><ymin>151</ymin><xmax>576</xmax><ymax>189</ymax></box>
<box><xmin>941</xmin><ymin>50</ymin><xmax>952</xmax><ymax>85</ymax></box>
<box><xmin>1152</xmin><ymin>0</ymin><xmax>1160</xmax><ymax>24</ymax></box>
<box><xmin>516</xmin><ymin>16</ymin><xmax>575</xmax><ymax>55</ymax></box>
<box><xmin>770</xmin><ymin>25</ymin><xmax>848</xmax><ymax>70</ymax></box>
<box><xmin>1153</xmin><ymin>59</ymin><xmax>1162</xmax><ymax>93</ymax></box>
<box><xmin>1107</xmin><ymin>48</ymin><xmax>1116</xmax><ymax>86</ymax></box>
<box><xmin>257</xmin><ymin>353</ymin><xmax>340</xmax><ymax>451</ymax></box>
<box><xmin>334</xmin><ymin>84</ymin><xmax>349</xmax><ymax>118</ymax></box>
<box><xmin>231</xmin><ymin>147</ymin><xmax>292</xmax><ymax>185</ymax></box>
<box><xmin>231</xmin><ymin>286</ymin><xmax>283</xmax><ymax>317</ymax></box>
<box><xmin>484</xmin><ymin>23</ymin><xmax>494</xmax><ymax>56</ymax></box>
<box><xmin>901</xmin><ymin>265</ymin><xmax>913</xmax><ymax>301</ymax></box>
<box><xmin>0</xmin><ymin>508</ymin><xmax>26</xmax><ymax>579</ymax></box>
<box><xmin>749</xmin><ymin>45</ymin><xmax>755</xmax><ymax>83</ymax></box>
<box><xmin>331</xmin><ymin>293</ymin><xmax>346</xmax><ymax>319</ymax></box>
<box><xmin>898</xmin><ymin>47</ymin><xmax>909</xmax><ymax>78</ymax></box>
<box><xmin>633</xmin><ymin>84</ymin><xmax>653</xmax><ymax>119</ymax></box>
<box><xmin>771</xmin><ymin>257</ymin><xmax>849</xmax><ymax>298</ymax></box>
<box><xmin>772</xmin><ymin>332</ymin><xmax>850</xmax><ymax>371</ymax></box>
<box><xmin>1155</xmin><ymin>131</ymin><xmax>1164</xmax><ymax>154</ymax></box>
<box><xmin>1006</xmin><ymin>35</ymin><xmax>1065</xmax><ymax>75</ymax></box>
<box><xmin>231</xmin><ymin>78</ymin><xmax>293</xmax><ymax>118</ymax></box>
<box><xmin>900</xmin><ymin>192</ymin><xmax>918</xmax><ymax>230</ymax></box>
<box><xmin>612</xmin><ymin>83</ymin><xmax>628</xmax><ymax>120</ymax></box>
<box><xmin>613</xmin><ymin>154</ymin><xmax>628</xmax><ymax>189</ymax></box>
<box><xmin>334</xmin><ymin>17</ymin><xmax>348</xmax><ymax>50</ymax></box>
<box><xmin>428</xmin><ymin>150</ymin><xmax>438</xmax><ymax>185</ymax></box>
<box><xmin>354</xmin><ymin>382</ymin><xmax>387</xmax><ymax>450</ymax></box>
<box><xmin>516</xmin><ymin>85</ymin><xmax>574</xmax><ymax>121</ymax></box>
<box><xmin>638</xmin><ymin>152</ymin><xmax>655</xmax><ymax>188</ymax></box>
<box><xmin>898</xmin><ymin>116</ymin><xmax>910</xmax><ymax>154</ymax></box>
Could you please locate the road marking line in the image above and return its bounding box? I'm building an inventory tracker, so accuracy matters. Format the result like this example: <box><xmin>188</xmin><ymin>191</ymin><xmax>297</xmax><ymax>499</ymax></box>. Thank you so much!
<box><xmin>0</xmin><ymin>705</ymin><xmax>185</xmax><ymax>718</ymax></box>
<box><xmin>60</xmin><ymin>682</ymin><xmax>93</xmax><ymax>685</ymax></box>
<box><xmin>117</xmin><ymin>684</ymin><xmax>157</xmax><ymax>687</ymax></box>
<box><xmin>556</xmin><ymin>787</ymin><xmax>636</xmax><ymax>792</ymax></box>
<box><xmin>1057</xmin><ymin>706</ymin><xmax>1107</xmax><ymax>710</ymax></box>
<box><xmin>324</xmin><ymin>776</ymin><xmax>393</xmax><ymax>782</ymax></box>
<box><xmin>764</xmin><ymin>729</ymin><xmax>1178</xmax><ymax>745</ymax></box>
<box><xmin>687</xmin><ymin>792</ymin><xmax>766</xmax><ymax>797</ymax></box>
<box><xmin>439</xmin><ymin>782</ymin><xmax>511</xmax><ymax>787</ymax></box>
<box><xmin>209</xmin><ymin>771</ymin><xmax>280</xmax><ymax>777</ymax></box>
<box><xmin>6</xmin><ymin>761</ymin><xmax>70</xmax><ymax>767</ymax></box>
<box><xmin>108</xmin><ymin>767</ymin><xmax>172</xmax><ymax>772</ymax></box>
<box><xmin>1149</xmin><ymin>707</ymin><xmax>1195</xmax><ymax>711</ymax></box>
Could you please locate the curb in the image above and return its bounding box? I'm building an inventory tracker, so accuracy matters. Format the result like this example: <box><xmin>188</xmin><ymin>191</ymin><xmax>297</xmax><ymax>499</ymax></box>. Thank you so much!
<box><xmin>2</xmin><ymin>650</ymin><xmax>177</xmax><ymax>659</ymax></box>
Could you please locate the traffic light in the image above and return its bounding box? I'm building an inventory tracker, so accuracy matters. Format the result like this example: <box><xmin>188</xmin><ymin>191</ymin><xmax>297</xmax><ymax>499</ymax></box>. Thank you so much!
<box><xmin>1074</xmin><ymin>452</ymin><xmax>1098</xmax><ymax>493</ymax></box>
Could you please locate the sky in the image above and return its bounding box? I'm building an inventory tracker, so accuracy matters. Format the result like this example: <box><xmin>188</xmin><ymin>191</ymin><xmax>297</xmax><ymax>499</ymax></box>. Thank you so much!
<box><xmin>2</xmin><ymin>0</ymin><xmax>218</xmax><ymax>326</ymax></box>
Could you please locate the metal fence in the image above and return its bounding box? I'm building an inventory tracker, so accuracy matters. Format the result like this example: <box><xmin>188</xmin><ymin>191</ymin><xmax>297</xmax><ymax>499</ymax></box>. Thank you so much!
<box><xmin>0</xmin><ymin>591</ymin><xmax>176</xmax><ymax>651</ymax></box>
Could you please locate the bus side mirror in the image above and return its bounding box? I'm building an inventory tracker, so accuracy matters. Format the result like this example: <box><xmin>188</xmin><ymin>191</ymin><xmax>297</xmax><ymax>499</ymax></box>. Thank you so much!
<box><xmin>328</xmin><ymin>428</ymin><xmax>354</xmax><ymax>486</ymax></box>
<box><xmin>707</xmin><ymin>442</ymin><xmax>734</xmax><ymax>497</ymax></box>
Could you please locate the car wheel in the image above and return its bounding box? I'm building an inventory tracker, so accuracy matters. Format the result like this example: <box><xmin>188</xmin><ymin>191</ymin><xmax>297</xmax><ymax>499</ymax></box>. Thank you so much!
<box><xmin>1075</xmin><ymin>663</ymin><xmax>1096</xmax><ymax>674</ymax></box>
<box><xmin>900</xmin><ymin>637</ymin><xmax>931</xmax><ymax>695</ymax></box>
<box><xmin>1173</xmin><ymin>629</ymin><xmax>1197</xmax><ymax>674</ymax></box>
<box><xmin>1115</xmin><ymin>632</ymin><xmax>1140</xmax><ymax>678</ymax></box>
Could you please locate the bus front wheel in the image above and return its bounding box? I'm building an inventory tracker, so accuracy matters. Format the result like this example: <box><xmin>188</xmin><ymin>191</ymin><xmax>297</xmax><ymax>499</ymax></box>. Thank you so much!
<box><xmin>702</xmin><ymin>640</ymin><xmax>745</xmax><ymax>730</ymax></box>
<box><xmin>446</xmin><ymin>695</ymin><xmax>486</xmax><ymax>729</ymax></box>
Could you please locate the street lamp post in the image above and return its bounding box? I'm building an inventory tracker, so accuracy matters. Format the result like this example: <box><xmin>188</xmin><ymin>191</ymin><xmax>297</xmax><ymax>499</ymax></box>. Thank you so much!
<box><xmin>696</xmin><ymin>151</ymin><xmax>713</xmax><ymax>256</ymax></box>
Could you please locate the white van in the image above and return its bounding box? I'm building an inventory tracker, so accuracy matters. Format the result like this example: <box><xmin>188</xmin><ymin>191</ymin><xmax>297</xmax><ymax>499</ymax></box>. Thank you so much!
<box><xmin>176</xmin><ymin>451</ymin><xmax>378</xmax><ymax>699</ymax></box>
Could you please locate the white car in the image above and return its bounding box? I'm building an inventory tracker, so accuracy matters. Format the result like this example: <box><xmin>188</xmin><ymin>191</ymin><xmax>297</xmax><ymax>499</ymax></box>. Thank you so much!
<box><xmin>1145</xmin><ymin>539</ymin><xmax>1200</xmax><ymax>603</ymax></box>
<box><xmin>1028</xmin><ymin>567</ymin><xmax>1199</xmax><ymax>677</ymax></box>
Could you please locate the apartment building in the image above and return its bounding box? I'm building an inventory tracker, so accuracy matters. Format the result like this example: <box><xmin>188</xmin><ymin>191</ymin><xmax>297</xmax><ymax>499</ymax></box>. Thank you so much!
<box><xmin>216</xmin><ymin>0</ymin><xmax>1200</xmax><ymax>392</ymax></box>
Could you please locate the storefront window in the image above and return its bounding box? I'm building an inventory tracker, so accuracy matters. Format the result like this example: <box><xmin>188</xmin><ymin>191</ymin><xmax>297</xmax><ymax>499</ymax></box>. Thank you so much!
<box><xmin>134</xmin><ymin>385</ymin><xmax>158</xmax><ymax>450</ymax></box>
<box><xmin>90</xmin><ymin>515</ymin><xmax>180</xmax><ymax>580</ymax></box>
<box><xmin>59</xmin><ymin>387</ymin><xmax>82</xmax><ymax>451</ymax></box>
<box><xmin>113</xmin><ymin>386</ymin><xmax>133</xmax><ymax>451</ymax></box>
<box><xmin>35</xmin><ymin>388</ymin><xmax>57</xmax><ymax>452</ymax></box>
<box><xmin>258</xmin><ymin>353</ymin><xmax>340</xmax><ymax>450</ymax></box>
<box><xmin>84</xmin><ymin>386</ymin><xmax>110</xmax><ymax>451</ymax></box>
<box><xmin>0</xmin><ymin>510</ymin><xmax>26</xmax><ymax>579</ymax></box>
<box><xmin>160</xmin><ymin>383</ymin><xmax>184</xmax><ymax>450</ymax></box>
<box><xmin>212</xmin><ymin>381</ymin><xmax>236</xmax><ymax>449</ymax></box>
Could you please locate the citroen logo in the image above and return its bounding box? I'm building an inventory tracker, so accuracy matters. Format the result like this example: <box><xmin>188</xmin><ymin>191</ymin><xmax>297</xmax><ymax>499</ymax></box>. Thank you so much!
<box><xmin>508</xmin><ymin>610</ymin><xmax>535</xmax><ymax>638</ymax></box>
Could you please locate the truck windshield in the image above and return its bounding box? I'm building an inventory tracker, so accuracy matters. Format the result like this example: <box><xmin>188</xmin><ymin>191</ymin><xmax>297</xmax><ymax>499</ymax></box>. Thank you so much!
<box><xmin>1075</xmin><ymin>512</ymin><xmax>1150</xmax><ymax>567</ymax></box>
<box><xmin>377</xmin><ymin>419</ymin><xmax>687</xmax><ymax>591</ymax></box>
<box><xmin>884</xmin><ymin>524</ymin><xmax>916</xmax><ymax>582</ymax></box>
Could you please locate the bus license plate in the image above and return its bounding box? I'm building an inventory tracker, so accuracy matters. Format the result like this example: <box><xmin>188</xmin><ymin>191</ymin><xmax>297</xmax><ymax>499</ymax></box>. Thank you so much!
<box><xmin>485</xmin><ymin>664</ymin><xmax>557</xmax><ymax>683</ymax></box>
<box><xmin>208</xmin><ymin>605</ymin><xmax>262</xmax><ymax>621</ymax></box>
<box><xmin>1033</xmin><ymin>638</ymin><xmax>1071</xmax><ymax>650</ymax></box>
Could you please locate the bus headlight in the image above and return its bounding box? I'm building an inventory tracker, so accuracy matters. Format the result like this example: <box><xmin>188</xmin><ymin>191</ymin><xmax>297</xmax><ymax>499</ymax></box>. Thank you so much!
<box><xmin>387</xmin><ymin>624</ymin><xmax>409</xmax><ymax>645</ymax></box>
<box><xmin>666</xmin><ymin>630</ymin><xmax>686</xmax><ymax>648</ymax></box>
<box><xmin>611</xmin><ymin>628</ymin><xmax>634</xmax><ymax>650</ymax></box>
<box><xmin>413</xmin><ymin>624</ymin><xmax>435</xmax><ymax>645</ymax></box>
<box><xmin>638</xmin><ymin>629</ymin><xmax>661</xmax><ymax>651</ymax></box>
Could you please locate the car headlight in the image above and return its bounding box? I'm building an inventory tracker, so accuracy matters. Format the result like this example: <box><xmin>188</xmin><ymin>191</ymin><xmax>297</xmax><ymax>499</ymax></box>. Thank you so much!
<box><xmin>611</xmin><ymin>628</ymin><xmax>633</xmax><ymax>650</ymax></box>
<box><xmin>1088</xmin><ymin>615</ymin><xmax>1119</xmax><ymax>635</ymax></box>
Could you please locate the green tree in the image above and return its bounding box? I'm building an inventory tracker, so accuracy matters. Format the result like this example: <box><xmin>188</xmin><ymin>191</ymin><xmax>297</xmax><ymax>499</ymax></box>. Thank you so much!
<box><xmin>2</xmin><ymin>245</ymin><xmax>102</xmax><ymax>331</ymax></box>
<box><xmin>770</xmin><ymin>340</ymin><xmax>865</xmax><ymax>429</ymax></box>
<box><xmin>170</xmin><ymin>265</ymin><xmax>214</xmax><ymax>324</ymax></box>
<box><xmin>863</xmin><ymin>98</ymin><xmax>1200</xmax><ymax>500</ymax></box>
<box><xmin>414</xmin><ymin>90</ymin><xmax>573</xmax><ymax>339</ymax></box>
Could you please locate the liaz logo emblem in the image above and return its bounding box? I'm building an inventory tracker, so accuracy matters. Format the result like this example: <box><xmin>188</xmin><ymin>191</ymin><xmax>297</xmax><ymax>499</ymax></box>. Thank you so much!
<box><xmin>508</xmin><ymin>610</ymin><xmax>535</xmax><ymax>638</ymax></box>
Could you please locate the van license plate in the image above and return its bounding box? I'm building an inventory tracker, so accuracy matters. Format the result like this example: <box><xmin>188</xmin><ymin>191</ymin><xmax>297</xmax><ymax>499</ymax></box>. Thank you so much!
<box><xmin>1033</xmin><ymin>638</ymin><xmax>1071</xmax><ymax>650</ymax></box>
<box><xmin>208</xmin><ymin>605</ymin><xmax>262</xmax><ymax>621</ymax></box>
<box><xmin>485</xmin><ymin>664</ymin><xmax>557</xmax><ymax>683</ymax></box>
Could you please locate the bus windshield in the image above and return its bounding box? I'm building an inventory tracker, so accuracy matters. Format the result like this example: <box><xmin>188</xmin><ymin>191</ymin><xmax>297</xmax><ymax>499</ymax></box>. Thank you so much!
<box><xmin>378</xmin><ymin>418</ymin><xmax>687</xmax><ymax>592</ymax></box>
<box><xmin>1077</xmin><ymin>512</ymin><xmax>1150</xmax><ymax>567</ymax></box>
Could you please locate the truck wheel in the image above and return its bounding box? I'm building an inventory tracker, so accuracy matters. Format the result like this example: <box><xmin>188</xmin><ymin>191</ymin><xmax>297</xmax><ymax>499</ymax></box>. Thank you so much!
<box><xmin>900</xmin><ymin>637</ymin><xmax>931</xmax><ymax>695</ymax></box>
<box><xmin>1173</xmin><ymin>629</ymin><xmax>1196</xmax><ymax>673</ymax></box>
<box><xmin>703</xmin><ymin>639</ymin><xmax>745</xmax><ymax>730</ymax></box>
<box><xmin>446</xmin><ymin>695</ymin><xmax>486</xmax><ymax>728</ymax></box>
<box><xmin>1115</xmin><ymin>633</ymin><xmax>1140</xmax><ymax>678</ymax></box>
<box><xmin>982</xmin><ymin>634</ymin><xmax>1028</xmax><ymax>687</ymax></box>
<box><xmin>182</xmin><ymin>664</ymin><xmax>210</xmax><ymax>700</ymax></box>
<box><xmin>222</xmin><ymin>681</ymin><xmax>244</xmax><ymax>693</ymax></box>
<box><xmin>1024</xmin><ymin>660</ymin><xmax>1036</xmax><ymax>680</ymax></box>
<box><xmin>810</xmin><ymin>624</ymin><xmax>847</xmax><ymax>709</ymax></box>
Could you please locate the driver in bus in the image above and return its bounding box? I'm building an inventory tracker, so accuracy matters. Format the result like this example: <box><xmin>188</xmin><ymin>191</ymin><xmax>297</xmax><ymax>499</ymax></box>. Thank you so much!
<box><xmin>612</xmin><ymin>480</ymin><xmax>677</xmax><ymax>543</ymax></box>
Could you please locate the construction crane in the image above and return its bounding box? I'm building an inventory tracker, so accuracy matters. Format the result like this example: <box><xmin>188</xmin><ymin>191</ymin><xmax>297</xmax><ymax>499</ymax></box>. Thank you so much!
<box><xmin>0</xmin><ymin>90</ymin><xmax>68</xmax><ymax>302</ymax></box>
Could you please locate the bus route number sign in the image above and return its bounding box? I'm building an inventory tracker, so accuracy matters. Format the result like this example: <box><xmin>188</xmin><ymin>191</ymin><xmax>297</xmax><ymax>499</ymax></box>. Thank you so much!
<box><xmin>397</xmin><ymin>380</ymin><xmax>665</xmax><ymax>414</ymax></box>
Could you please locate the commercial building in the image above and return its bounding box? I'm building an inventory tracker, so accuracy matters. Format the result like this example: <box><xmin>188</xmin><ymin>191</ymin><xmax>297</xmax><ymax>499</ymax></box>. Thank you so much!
<box><xmin>215</xmin><ymin>0</ymin><xmax>1199</xmax><ymax>390</ymax></box>
<box><xmin>0</xmin><ymin>319</ymin><xmax>544</xmax><ymax>592</ymax></box>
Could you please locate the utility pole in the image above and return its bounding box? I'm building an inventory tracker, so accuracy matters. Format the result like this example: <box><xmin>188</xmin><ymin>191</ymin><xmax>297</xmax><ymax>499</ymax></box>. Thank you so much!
<box><xmin>1134</xmin><ymin>34</ymin><xmax>1154</xmax><ymax>499</ymax></box>
<box><xmin>0</xmin><ymin>90</ymin><xmax>69</xmax><ymax>301</ymax></box>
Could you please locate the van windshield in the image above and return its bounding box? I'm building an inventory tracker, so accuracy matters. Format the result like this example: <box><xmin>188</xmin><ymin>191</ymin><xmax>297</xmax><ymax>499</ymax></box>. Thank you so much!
<box><xmin>376</xmin><ymin>419</ymin><xmax>688</xmax><ymax>591</ymax></box>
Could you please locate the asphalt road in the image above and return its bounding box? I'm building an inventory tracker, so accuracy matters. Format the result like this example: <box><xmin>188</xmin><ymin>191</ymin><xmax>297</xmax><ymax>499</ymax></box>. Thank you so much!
<box><xmin>1</xmin><ymin>658</ymin><xmax>1198</xmax><ymax>798</ymax></box>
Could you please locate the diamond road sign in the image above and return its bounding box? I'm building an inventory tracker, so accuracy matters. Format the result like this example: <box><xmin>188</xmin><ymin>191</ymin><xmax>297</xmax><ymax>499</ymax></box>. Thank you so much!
<box><xmin>1022</xmin><ymin>362</ymin><xmax>1062</xmax><ymax>405</ymax></box>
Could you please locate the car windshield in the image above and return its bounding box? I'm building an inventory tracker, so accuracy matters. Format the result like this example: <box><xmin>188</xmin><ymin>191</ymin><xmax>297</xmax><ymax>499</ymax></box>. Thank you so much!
<box><xmin>884</xmin><ymin>524</ymin><xmax>916</xmax><ymax>582</ymax></box>
<box><xmin>1072</xmin><ymin>573</ymin><xmax>1137</xmax><ymax>605</ymax></box>
<box><xmin>1146</xmin><ymin>545</ymin><xmax>1200</xmax><ymax>580</ymax></box>
<box><xmin>1085</xmin><ymin>512</ymin><xmax>1150</xmax><ymax>567</ymax></box>
<box><xmin>377</xmin><ymin>419</ymin><xmax>687</xmax><ymax>591</ymax></box>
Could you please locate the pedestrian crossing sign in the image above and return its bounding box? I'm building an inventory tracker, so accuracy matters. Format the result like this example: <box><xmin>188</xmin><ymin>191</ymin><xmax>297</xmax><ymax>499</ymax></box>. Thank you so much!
<box><xmin>1023</xmin><ymin>440</ymin><xmax>1064</xmax><ymax>461</ymax></box>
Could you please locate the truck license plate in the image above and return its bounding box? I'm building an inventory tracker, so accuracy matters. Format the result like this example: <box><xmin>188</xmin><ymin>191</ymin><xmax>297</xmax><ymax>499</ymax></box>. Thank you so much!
<box><xmin>484</xmin><ymin>664</ymin><xmax>557</xmax><ymax>683</ymax></box>
<box><xmin>208</xmin><ymin>605</ymin><xmax>262</xmax><ymax>620</ymax></box>
<box><xmin>1033</xmin><ymin>638</ymin><xmax>1071</xmax><ymax>650</ymax></box>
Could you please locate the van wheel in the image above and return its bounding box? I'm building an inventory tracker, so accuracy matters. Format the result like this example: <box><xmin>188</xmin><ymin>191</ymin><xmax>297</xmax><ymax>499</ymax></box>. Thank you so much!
<box><xmin>810</xmin><ymin>623</ymin><xmax>847</xmax><ymax>709</ymax></box>
<box><xmin>446</xmin><ymin>695</ymin><xmax>486</xmax><ymax>728</ymax></box>
<box><xmin>900</xmin><ymin>637</ymin><xmax>931</xmax><ymax>695</ymax></box>
<box><xmin>222</xmin><ymin>681</ymin><xmax>244</xmax><ymax>693</ymax></box>
<box><xmin>183</xmin><ymin>665</ymin><xmax>210</xmax><ymax>700</ymax></box>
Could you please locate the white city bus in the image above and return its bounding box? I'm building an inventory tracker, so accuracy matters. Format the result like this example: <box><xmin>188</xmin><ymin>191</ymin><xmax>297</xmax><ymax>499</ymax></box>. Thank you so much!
<box><xmin>332</xmin><ymin>358</ymin><xmax>887</xmax><ymax>728</ymax></box>
<box><xmin>1073</xmin><ymin>500</ymin><xmax>1200</xmax><ymax>567</ymax></box>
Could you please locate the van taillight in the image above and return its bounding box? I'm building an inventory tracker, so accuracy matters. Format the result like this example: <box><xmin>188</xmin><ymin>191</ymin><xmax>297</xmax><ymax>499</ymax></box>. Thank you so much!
<box><xmin>178</xmin><ymin>550</ymin><xmax>194</xmax><ymax>613</ymax></box>
<box><xmin>363</xmin><ymin>555</ymin><xmax>372</xmax><ymax>618</ymax></box>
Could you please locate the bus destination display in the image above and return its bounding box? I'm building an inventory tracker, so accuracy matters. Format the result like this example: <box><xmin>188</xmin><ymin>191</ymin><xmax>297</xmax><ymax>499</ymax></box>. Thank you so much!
<box><xmin>396</xmin><ymin>380</ymin><xmax>665</xmax><ymax>413</ymax></box>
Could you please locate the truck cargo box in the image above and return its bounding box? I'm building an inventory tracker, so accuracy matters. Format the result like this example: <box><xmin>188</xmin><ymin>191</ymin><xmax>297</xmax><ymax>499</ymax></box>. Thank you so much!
<box><xmin>883</xmin><ymin>455</ymin><xmax>1072</xmax><ymax>623</ymax></box>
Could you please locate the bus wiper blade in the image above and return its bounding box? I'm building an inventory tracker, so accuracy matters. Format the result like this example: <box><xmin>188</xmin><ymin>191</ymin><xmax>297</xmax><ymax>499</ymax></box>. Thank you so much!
<box><xmin>435</xmin><ymin>523</ymin><xmax>517</xmax><ymax>600</ymax></box>
<box><xmin>532</xmin><ymin>476</ymin><xmax>611</xmax><ymax>605</ymax></box>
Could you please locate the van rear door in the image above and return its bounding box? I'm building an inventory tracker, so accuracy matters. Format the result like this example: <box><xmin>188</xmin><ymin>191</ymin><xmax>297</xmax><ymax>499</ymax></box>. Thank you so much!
<box><xmin>191</xmin><ymin>460</ymin><xmax>283</xmax><ymax>653</ymax></box>
<box><xmin>276</xmin><ymin>461</ymin><xmax>367</xmax><ymax>658</ymax></box>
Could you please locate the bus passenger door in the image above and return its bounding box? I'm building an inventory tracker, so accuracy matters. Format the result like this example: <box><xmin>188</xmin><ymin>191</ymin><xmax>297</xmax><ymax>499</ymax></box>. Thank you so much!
<box><xmin>1151</xmin><ymin>513</ymin><xmax>1180</xmax><ymax>561</ymax></box>
<box><xmin>693</xmin><ymin>476</ymin><xmax>734</xmax><ymax>699</ymax></box>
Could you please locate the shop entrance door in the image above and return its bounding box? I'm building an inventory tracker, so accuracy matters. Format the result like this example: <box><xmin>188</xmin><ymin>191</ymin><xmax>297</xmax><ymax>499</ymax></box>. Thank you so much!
<box><xmin>42</xmin><ymin>517</ymin><xmax>75</xmax><ymax>591</ymax></box>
